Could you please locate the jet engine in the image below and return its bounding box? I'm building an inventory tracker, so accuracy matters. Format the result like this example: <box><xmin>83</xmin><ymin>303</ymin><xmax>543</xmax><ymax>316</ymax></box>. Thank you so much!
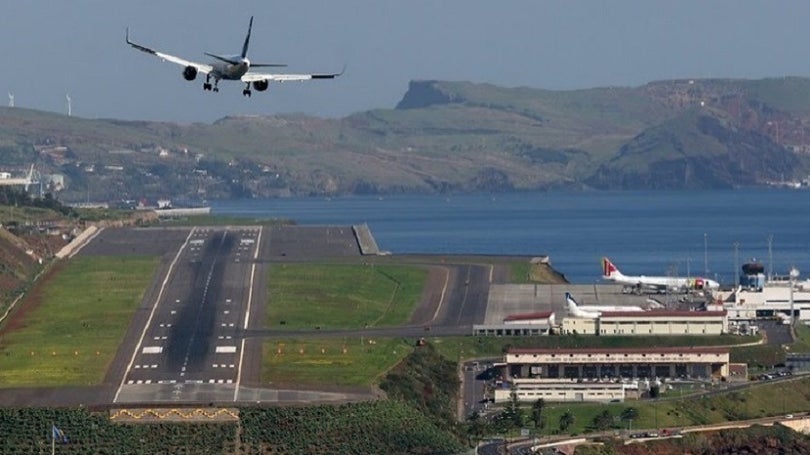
<box><xmin>183</xmin><ymin>66</ymin><xmax>198</xmax><ymax>81</ymax></box>
<box><xmin>252</xmin><ymin>79</ymin><xmax>269</xmax><ymax>91</ymax></box>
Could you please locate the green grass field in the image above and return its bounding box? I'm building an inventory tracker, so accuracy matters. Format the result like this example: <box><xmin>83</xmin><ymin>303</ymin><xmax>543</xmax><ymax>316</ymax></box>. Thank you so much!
<box><xmin>537</xmin><ymin>377</ymin><xmax>810</xmax><ymax>436</ymax></box>
<box><xmin>0</xmin><ymin>256</ymin><xmax>158</xmax><ymax>386</ymax></box>
<box><xmin>261</xmin><ymin>337</ymin><xmax>414</xmax><ymax>387</ymax></box>
<box><xmin>266</xmin><ymin>263</ymin><xmax>427</xmax><ymax>329</ymax></box>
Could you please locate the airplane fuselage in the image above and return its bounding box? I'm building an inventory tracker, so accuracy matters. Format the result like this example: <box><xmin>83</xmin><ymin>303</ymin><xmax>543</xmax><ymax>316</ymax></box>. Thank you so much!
<box><xmin>601</xmin><ymin>257</ymin><xmax>719</xmax><ymax>290</ymax></box>
<box><xmin>608</xmin><ymin>274</ymin><xmax>719</xmax><ymax>291</ymax></box>
<box><xmin>210</xmin><ymin>58</ymin><xmax>250</xmax><ymax>81</ymax></box>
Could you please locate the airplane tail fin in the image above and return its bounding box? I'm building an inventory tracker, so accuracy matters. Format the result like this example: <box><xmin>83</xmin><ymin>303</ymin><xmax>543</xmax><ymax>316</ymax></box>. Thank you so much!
<box><xmin>242</xmin><ymin>16</ymin><xmax>254</xmax><ymax>58</ymax></box>
<box><xmin>565</xmin><ymin>292</ymin><xmax>578</xmax><ymax>312</ymax></box>
<box><xmin>602</xmin><ymin>257</ymin><xmax>621</xmax><ymax>279</ymax></box>
<box><xmin>239</xmin><ymin>16</ymin><xmax>286</xmax><ymax>67</ymax></box>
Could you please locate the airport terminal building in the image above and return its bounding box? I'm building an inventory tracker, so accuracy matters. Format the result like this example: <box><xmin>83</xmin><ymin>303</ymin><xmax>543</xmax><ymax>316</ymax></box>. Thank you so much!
<box><xmin>495</xmin><ymin>346</ymin><xmax>730</xmax><ymax>403</ymax></box>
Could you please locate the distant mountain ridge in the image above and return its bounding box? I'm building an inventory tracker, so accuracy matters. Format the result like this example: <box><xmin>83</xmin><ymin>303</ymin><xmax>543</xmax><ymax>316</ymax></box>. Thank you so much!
<box><xmin>1</xmin><ymin>77</ymin><xmax>810</xmax><ymax>201</ymax></box>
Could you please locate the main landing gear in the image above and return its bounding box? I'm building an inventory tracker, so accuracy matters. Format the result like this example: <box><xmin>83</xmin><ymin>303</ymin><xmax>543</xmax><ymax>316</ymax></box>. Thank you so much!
<box><xmin>202</xmin><ymin>75</ymin><xmax>219</xmax><ymax>92</ymax></box>
<box><xmin>242</xmin><ymin>82</ymin><xmax>252</xmax><ymax>97</ymax></box>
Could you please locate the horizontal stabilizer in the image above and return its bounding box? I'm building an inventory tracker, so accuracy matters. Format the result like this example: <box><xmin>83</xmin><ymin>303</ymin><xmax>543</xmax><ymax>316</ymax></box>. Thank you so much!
<box><xmin>204</xmin><ymin>52</ymin><xmax>241</xmax><ymax>66</ymax></box>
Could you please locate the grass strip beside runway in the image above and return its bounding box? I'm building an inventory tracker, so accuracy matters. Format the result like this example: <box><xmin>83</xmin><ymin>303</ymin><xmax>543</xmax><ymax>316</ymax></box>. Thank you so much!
<box><xmin>267</xmin><ymin>263</ymin><xmax>427</xmax><ymax>329</ymax></box>
<box><xmin>0</xmin><ymin>256</ymin><xmax>159</xmax><ymax>386</ymax></box>
<box><xmin>262</xmin><ymin>337</ymin><xmax>414</xmax><ymax>387</ymax></box>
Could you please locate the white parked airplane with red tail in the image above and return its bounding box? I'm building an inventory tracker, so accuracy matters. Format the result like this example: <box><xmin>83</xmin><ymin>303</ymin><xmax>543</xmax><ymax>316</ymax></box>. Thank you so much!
<box><xmin>601</xmin><ymin>257</ymin><xmax>719</xmax><ymax>293</ymax></box>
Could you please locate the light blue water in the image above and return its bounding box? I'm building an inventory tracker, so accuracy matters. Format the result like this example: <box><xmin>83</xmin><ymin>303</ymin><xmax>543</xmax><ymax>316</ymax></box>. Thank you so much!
<box><xmin>211</xmin><ymin>189</ymin><xmax>810</xmax><ymax>284</ymax></box>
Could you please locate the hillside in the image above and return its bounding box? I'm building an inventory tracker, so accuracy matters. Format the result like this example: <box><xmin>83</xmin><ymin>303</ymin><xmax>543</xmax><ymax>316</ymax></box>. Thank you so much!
<box><xmin>3</xmin><ymin>77</ymin><xmax>810</xmax><ymax>201</ymax></box>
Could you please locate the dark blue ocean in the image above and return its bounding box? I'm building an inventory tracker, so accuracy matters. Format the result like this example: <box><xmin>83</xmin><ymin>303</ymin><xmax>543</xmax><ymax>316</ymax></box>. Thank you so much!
<box><xmin>211</xmin><ymin>189</ymin><xmax>810</xmax><ymax>285</ymax></box>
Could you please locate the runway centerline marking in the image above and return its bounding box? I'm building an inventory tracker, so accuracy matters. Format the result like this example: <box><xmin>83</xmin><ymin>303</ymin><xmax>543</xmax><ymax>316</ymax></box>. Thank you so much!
<box><xmin>178</xmin><ymin>231</ymin><xmax>228</xmax><ymax>379</ymax></box>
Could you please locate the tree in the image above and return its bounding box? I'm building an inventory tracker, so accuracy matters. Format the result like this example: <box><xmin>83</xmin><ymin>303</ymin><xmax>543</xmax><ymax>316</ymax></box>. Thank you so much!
<box><xmin>531</xmin><ymin>398</ymin><xmax>546</xmax><ymax>431</ymax></box>
<box><xmin>620</xmin><ymin>407</ymin><xmax>639</xmax><ymax>429</ymax></box>
<box><xmin>559</xmin><ymin>411</ymin><xmax>575</xmax><ymax>433</ymax></box>
<box><xmin>466</xmin><ymin>410</ymin><xmax>485</xmax><ymax>445</ymax></box>
<box><xmin>649</xmin><ymin>384</ymin><xmax>660</xmax><ymax>399</ymax></box>
<box><xmin>505</xmin><ymin>387</ymin><xmax>524</xmax><ymax>428</ymax></box>
<box><xmin>592</xmin><ymin>409</ymin><xmax>613</xmax><ymax>431</ymax></box>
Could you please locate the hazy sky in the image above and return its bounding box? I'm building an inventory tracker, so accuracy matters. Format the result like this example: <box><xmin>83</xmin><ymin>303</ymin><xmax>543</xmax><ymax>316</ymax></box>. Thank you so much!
<box><xmin>3</xmin><ymin>0</ymin><xmax>810</xmax><ymax>123</ymax></box>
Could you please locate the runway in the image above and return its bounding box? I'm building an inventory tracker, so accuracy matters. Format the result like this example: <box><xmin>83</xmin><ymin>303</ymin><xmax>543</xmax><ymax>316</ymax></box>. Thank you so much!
<box><xmin>101</xmin><ymin>224</ymin><xmax>378</xmax><ymax>405</ymax></box>
<box><xmin>113</xmin><ymin>227</ymin><xmax>263</xmax><ymax>404</ymax></box>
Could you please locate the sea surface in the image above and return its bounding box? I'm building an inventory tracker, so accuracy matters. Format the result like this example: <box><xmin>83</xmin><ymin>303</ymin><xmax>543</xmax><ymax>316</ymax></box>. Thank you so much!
<box><xmin>211</xmin><ymin>189</ymin><xmax>810</xmax><ymax>285</ymax></box>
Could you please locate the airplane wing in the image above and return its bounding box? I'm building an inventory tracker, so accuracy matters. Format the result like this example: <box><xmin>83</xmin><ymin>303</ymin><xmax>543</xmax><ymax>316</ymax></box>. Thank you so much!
<box><xmin>241</xmin><ymin>67</ymin><xmax>344</xmax><ymax>83</ymax></box>
<box><xmin>126</xmin><ymin>28</ymin><xmax>213</xmax><ymax>75</ymax></box>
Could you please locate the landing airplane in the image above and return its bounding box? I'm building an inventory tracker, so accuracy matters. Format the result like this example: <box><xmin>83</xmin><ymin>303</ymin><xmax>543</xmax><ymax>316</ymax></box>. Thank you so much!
<box><xmin>565</xmin><ymin>292</ymin><xmax>643</xmax><ymax>318</ymax></box>
<box><xmin>601</xmin><ymin>257</ymin><xmax>720</xmax><ymax>293</ymax></box>
<box><xmin>125</xmin><ymin>16</ymin><xmax>343</xmax><ymax>97</ymax></box>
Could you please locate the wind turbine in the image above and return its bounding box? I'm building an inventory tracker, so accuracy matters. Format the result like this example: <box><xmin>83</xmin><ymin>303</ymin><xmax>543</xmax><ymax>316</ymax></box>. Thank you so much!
<box><xmin>7</xmin><ymin>92</ymin><xmax>13</xmax><ymax>107</ymax></box>
<box><xmin>65</xmin><ymin>93</ymin><xmax>72</xmax><ymax>117</ymax></box>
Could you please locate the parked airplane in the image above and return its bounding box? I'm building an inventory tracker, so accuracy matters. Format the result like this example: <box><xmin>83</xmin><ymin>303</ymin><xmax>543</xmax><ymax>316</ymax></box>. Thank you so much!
<box><xmin>125</xmin><ymin>16</ymin><xmax>343</xmax><ymax>97</ymax></box>
<box><xmin>601</xmin><ymin>257</ymin><xmax>720</xmax><ymax>293</ymax></box>
<box><xmin>565</xmin><ymin>292</ymin><xmax>643</xmax><ymax>318</ymax></box>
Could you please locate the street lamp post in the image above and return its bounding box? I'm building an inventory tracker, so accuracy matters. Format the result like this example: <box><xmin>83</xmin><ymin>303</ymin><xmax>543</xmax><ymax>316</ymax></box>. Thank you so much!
<box><xmin>704</xmin><ymin>233</ymin><xmax>708</xmax><ymax>277</ymax></box>
<box><xmin>790</xmin><ymin>268</ymin><xmax>800</xmax><ymax>327</ymax></box>
<box><xmin>733</xmin><ymin>242</ymin><xmax>740</xmax><ymax>287</ymax></box>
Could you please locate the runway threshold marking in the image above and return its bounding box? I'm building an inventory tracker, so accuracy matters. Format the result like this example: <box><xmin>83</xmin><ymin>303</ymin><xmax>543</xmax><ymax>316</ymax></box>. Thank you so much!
<box><xmin>234</xmin><ymin>225</ymin><xmax>262</xmax><ymax>402</ymax></box>
<box><xmin>114</xmin><ymin>228</ymin><xmax>196</xmax><ymax>403</ymax></box>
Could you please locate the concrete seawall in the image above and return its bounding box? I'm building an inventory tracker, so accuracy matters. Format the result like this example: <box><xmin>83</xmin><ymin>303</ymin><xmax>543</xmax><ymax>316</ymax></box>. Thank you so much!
<box><xmin>353</xmin><ymin>223</ymin><xmax>380</xmax><ymax>255</ymax></box>
<box><xmin>55</xmin><ymin>225</ymin><xmax>100</xmax><ymax>259</ymax></box>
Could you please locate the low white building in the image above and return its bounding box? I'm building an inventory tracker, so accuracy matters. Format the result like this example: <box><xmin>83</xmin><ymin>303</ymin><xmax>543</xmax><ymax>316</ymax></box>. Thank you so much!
<box><xmin>561</xmin><ymin>310</ymin><xmax>728</xmax><ymax>336</ymax></box>
<box><xmin>561</xmin><ymin>317</ymin><xmax>597</xmax><ymax>335</ymax></box>
<box><xmin>503</xmin><ymin>311</ymin><xmax>555</xmax><ymax>326</ymax></box>
<box><xmin>716</xmin><ymin>281</ymin><xmax>810</xmax><ymax>324</ymax></box>
<box><xmin>598</xmin><ymin>310</ymin><xmax>728</xmax><ymax>335</ymax></box>
<box><xmin>494</xmin><ymin>379</ymin><xmax>633</xmax><ymax>403</ymax></box>
<box><xmin>472</xmin><ymin>311</ymin><xmax>554</xmax><ymax>336</ymax></box>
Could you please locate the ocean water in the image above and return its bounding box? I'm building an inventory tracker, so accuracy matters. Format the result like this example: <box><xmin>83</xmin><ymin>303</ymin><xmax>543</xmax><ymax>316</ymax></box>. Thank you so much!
<box><xmin>211</xmin><ymin>189</ymin><xmax>810</xmax><ymax>284</ymax></box>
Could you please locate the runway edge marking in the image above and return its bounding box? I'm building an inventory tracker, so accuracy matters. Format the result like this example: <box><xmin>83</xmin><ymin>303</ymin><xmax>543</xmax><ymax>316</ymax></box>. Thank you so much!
<box><xmin>113</xmin><ymin>228</ymin><xmax>196</xmax><ymax>403</ymax></box>
<box><xmin>234</xmin><ymin>225</ymin><xmax>262</xmax><ymax>402</ymax></box>
<box><xmin>429</xmin><ymin>267</ymin><xmax>451</xmax><ymax>323</ymax></box>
